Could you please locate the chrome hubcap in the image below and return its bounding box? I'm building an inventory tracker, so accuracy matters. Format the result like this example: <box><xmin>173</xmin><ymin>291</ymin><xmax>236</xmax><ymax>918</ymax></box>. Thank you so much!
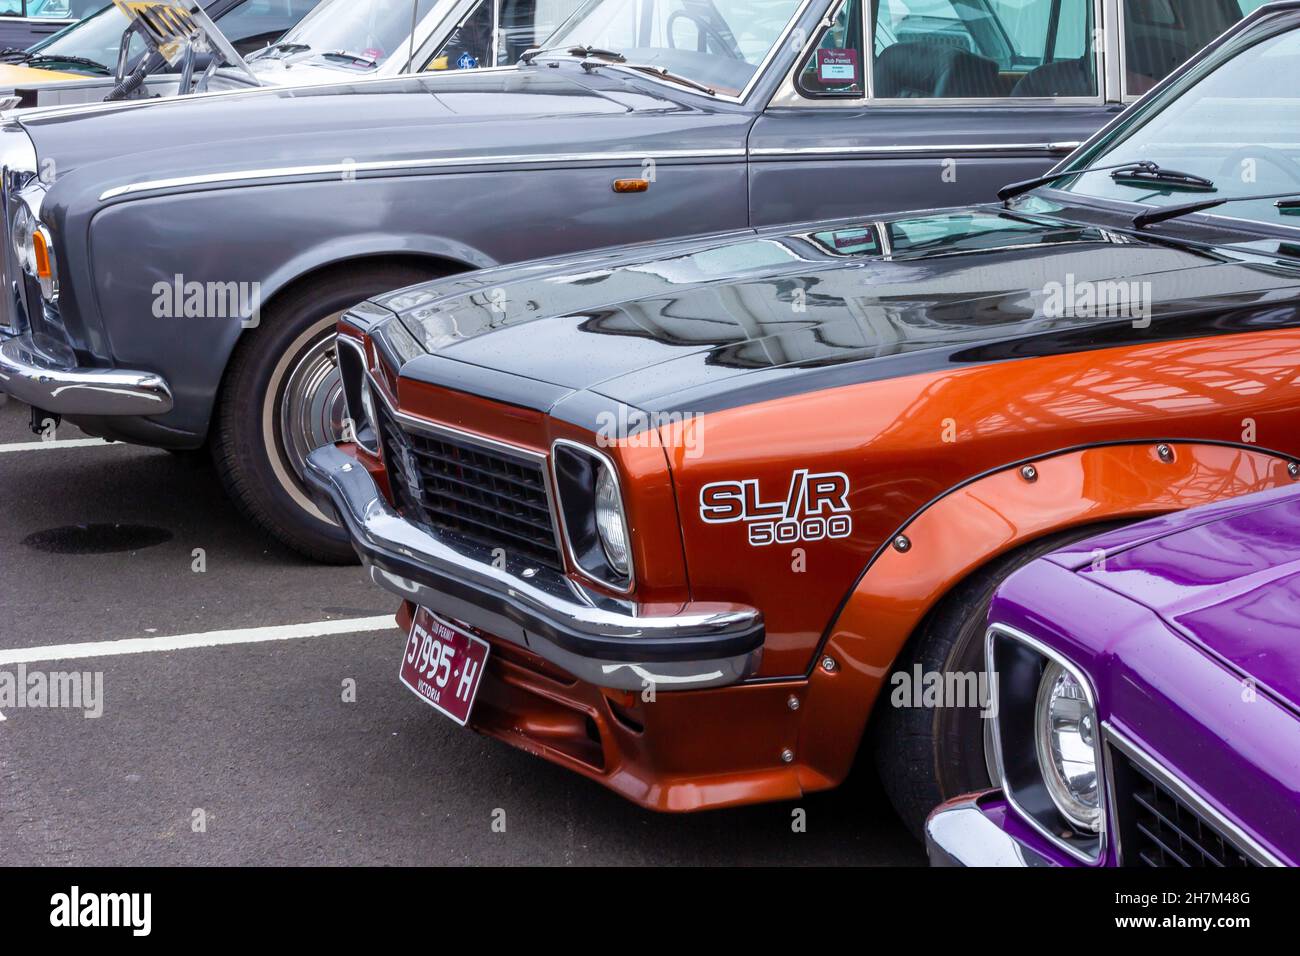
<box><xmin>278</xmin><ymin>332</ymin><xmax>346</xmax><ymax>483</ymax></box>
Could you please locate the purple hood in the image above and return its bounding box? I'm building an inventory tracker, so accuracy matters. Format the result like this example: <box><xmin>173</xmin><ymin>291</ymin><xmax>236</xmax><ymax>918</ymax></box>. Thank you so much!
<box><xmin>990</xmin><ymin>483</ymin><xmax>1300</xmax><ymax>865</ymax></box>
<box><xmin>1045</xmin><ymin>485</ymin><xmax>1300</xmax><ymax>715</ymax></box>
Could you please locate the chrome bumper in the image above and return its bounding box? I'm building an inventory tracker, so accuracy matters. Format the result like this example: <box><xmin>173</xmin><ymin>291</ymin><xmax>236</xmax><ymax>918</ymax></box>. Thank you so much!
<box><xmin>0</xmin><ymin>332</ymin><xmax>173</xmax><ymax>416</ymax></box>
<box><xmin>925</xmin><ymin>793</ymin><xmax>1056</xmax><ymax>867</ymax></box>
<box><xmin>303</xmin><ymin>444</ymin><xmax>764</xmax><ymax>692</ymax></box>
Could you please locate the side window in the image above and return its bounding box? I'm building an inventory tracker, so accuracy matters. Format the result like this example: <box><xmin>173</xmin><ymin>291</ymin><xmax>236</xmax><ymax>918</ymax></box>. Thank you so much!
<box><xmin>795</xmin><ymin>0</ymin><xmax>865</xmax><ymax>97</ymax></box>
<box><xmin>0</xmin><ymin>1</ymin><xmax>22</xmax><ymax>14</ymax></box>
<box><xmin>498</xmin><ymin>0</ymin><xmax>585</xmax><ymax>65</ymax></box>
<box><xmin>27</xmin><ymin>0</ymin><xmax>74</xmax><ymax>18</ymax></box>
<box><xmin>872</xmin><ymin>0</ymin><xmax>1097</xmax><ymax>100</ymax></box>
<box><xmin>429</xmin><ymin>0</ymin><xmax>494</xmax><ymax>71</ymax></box>
<box><xmin>1123</xmin><ymin>0</ymin><xmax>1254</xmax><ymax>98</ymax></box>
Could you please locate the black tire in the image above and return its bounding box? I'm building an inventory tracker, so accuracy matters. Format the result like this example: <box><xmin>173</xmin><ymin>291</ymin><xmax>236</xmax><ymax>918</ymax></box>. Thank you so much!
<box><xmin>873</xmin><ymin>523</ymin><xmax>1126</xmax><ymax>839</ymax></box>
<box><xmin>211</xmin><ymin>263</ymin><xmax>444</xmax><ymax>563</ymax></box>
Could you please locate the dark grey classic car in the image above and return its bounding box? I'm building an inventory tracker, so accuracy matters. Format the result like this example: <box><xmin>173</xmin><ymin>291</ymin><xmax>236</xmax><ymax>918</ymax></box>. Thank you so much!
<box><xmin>0</xmin><ymin>0</ymin><xmax>1265</xmax><ymax>560</ymax></box>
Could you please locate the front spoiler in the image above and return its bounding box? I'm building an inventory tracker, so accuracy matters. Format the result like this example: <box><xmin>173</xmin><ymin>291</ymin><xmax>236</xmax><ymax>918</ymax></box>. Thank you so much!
<box><xmin>303</xmin><ymin>444</ymin><xmax>764</xmax><ymax>692</ymax></box>
<box><xmin>0</xmin><ymin>332</ymin><xmax>172</xmax><ymax>416</ymax></box>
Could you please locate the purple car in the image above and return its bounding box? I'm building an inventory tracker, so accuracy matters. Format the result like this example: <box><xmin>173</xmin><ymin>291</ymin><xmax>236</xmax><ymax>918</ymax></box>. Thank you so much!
<box><xmin>925</xmin><ymin>484</ymin><xmax>1300</xmax><ymax>867</ymax></box>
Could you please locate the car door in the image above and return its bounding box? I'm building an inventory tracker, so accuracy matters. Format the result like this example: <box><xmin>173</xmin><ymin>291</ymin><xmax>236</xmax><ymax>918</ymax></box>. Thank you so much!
<box><xmin>746</xmin><ymin>0</ymin><xmax>1121</xmax><ymax>225</ymax></box>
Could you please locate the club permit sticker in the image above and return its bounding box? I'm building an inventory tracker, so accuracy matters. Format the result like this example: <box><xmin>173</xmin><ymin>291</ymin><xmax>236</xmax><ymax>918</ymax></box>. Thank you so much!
<box><xmin>816</xmin><ymin>48</ymin><xmax>859</xmax><ymax>85</ymax></box>
<box><xmin>700</xmin><ymin>469</ymin><xmax>852</xmax><ymax>546</ymax></box>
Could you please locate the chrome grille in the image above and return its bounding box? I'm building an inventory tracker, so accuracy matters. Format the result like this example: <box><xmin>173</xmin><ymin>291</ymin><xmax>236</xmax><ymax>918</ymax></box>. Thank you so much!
<box><xmin>1115</xmin><ymin>752</ymin><xmax>1258</xmax><ymax>867</ymax></box>
<box><xmin>376</xmin><ymin>403</ymin><xmax>563</xmax><ymax>572</ymax></box>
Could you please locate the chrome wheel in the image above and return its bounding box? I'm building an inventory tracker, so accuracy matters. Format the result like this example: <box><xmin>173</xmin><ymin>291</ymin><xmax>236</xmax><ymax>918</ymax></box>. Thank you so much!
<box><xmin>280</xmin><ymin>333</ymin><xmax>347</xmax><ymax>477</ymax></box>
<box><xmin>264</xmin><ymin>312</ymin><xmax>347</xmax><ymax>524</ymax></box>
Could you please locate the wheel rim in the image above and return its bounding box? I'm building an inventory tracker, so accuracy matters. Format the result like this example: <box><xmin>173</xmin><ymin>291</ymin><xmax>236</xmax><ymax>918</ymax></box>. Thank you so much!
<box><xmin>260</xmin><ymin>311</ymin><xmax>350</xmax><ymax>527</ymax></box>
<box><xmin>278</xmin><ymin>330</ymin><xmax>347</xmax><ymax>483</ymax></box>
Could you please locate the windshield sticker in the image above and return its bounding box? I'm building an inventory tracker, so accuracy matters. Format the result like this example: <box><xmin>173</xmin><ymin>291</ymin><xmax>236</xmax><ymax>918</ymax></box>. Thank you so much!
<box><xmin>700</xmin><ymin>470</ymin><xmax>852</xmax><ymax>546</ymax></box>
<box><xmin>817</xmin><ymin>48</ymin><xmax>858</xmax><ymax>85</ymax></box>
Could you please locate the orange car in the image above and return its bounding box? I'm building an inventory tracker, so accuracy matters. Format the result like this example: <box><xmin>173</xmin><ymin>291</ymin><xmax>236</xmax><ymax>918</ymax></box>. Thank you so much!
<box><xmin>304</xmin><ymin>11</ymin><xmax>1300</xmax><ymax>834</ymax></box>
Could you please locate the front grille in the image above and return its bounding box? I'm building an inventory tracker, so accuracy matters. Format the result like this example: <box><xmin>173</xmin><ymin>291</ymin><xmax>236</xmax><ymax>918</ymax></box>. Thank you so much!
<box><xmin>376</xmin><ymin>403</ymin><xmax>563</xmax><ymax>572</ymax></box>
<box><xmin>1114</xmin><ymin>752</ymin><xmax>1258</xmax><ymax>867</ymax></box>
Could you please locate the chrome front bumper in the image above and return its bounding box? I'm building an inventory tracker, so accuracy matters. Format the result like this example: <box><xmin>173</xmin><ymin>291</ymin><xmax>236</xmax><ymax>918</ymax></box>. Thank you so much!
<box><xmin>925</xmin><ymin>793</ymin><xmax>1056</xmax><ymax>867</ymax></box>
<box><xmin>0</xmin><ymin>332</ymin><xmax>173</xmax><ymax>416</ymax></box>
<box><xmin>303</xmin><ymin>444</ymin><xmax>765</xmax><ymax>692</ymax></box>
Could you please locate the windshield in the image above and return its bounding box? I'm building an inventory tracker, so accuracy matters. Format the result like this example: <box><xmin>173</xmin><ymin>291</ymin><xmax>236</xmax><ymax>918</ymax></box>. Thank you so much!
<box><xmin>541</xmin><ymin>0</ymin><xmax>805</xmax><ymax>95</ymax></box>
<box><xmin>1056</xmin><ymin>16</ymin><xmax>1300</xmax><ymax>231</ymax></box>
<box><xmin>27</xmin><ymin>3</ymin><xmax>133</xmax><ymax>70</ymax></box>
<box><xmin>256</xmin><ymin>0</ymin><xmax>441</xmax><ymax>69</ymax></box>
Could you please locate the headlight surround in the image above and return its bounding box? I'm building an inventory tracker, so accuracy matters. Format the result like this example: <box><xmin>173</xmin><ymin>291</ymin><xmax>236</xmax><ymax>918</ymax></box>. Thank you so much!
<box><xmin>1034</xmin><ymin>661</ymin><xmax>1101</xmax><ymax>832</ymax></box>
<box><xmin>551</xmin><ymin>440</ymin><xmax>634</xmax><ymax>591</ymax></box>
<box><xmin>335</xmin><ymin>334</ymin><xmax>380</xmax><ymax>456</ymax></box>
<box><xmin>12</xmin><ymin>201</ymin><xmax>57</xmax><ymax>301</ymax></box>
<box><xmin>987</xmin><ymin>623</ymin><xmax>1106</xmax><ymax>863</ymax></box>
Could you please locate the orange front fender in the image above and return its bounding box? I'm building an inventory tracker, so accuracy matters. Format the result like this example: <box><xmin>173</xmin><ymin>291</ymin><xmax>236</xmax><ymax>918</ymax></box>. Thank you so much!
<box><xmin>791</xmin><ymin>440</ymin><xmax>1297</xmax><ymax>794</ymax></box>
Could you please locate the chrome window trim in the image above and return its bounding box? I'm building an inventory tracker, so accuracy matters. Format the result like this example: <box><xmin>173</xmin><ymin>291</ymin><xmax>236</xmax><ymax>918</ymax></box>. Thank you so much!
<box><xmin>550</xmin><ymin>437</ymin><xmax>636</xmax><ymax>595</ymax></box>
<box><xmin>98</xmin><ymin>147</ymin><xmax>746</xmax><ymax>201</ymax></box>
<box><xmin>768</xmin><ymin>0</ymin><xmax>1111</xmax><ymax>109</ymax></box>
<box><xmin>1102</xmin><ymin>722</ymin><xmax>1286</xmax><ymax>867</ymax></box>
<box><xmin>364</xmin><ymin>368</ymin><xmax>572</xmax><ymax>578</ymax></box>
<box><xmin>749</xmin><ymin>141</ymin><xmax>1081</xmax><ymax>158</ymax></box>
<box><xmin>986</xmin><ymin>621</ymin><xmax>1108</xmax><ymax>866</ymax></box>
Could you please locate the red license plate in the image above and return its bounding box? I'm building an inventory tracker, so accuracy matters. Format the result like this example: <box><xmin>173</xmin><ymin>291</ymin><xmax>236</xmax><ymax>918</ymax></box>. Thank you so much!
<box><xmin>398</xmin><ymin>606</ymin><xmax>490</xmax><ymax>726</ymax></box>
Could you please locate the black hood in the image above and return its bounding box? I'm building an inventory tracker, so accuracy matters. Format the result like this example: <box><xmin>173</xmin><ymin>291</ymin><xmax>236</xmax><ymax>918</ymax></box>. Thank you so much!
<box><xmin>382</xmin><ymin>206</ymin><xmax>1300</xmax><ymax>415</ymax></box>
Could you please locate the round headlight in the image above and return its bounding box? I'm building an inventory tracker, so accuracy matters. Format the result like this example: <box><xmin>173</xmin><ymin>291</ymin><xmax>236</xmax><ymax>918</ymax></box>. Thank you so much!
<box><xmin>593</xmin><ymin>464</ymin><xmax>629</xmax><ymax>577</ymax></box>
<box><xmin>1034</xmin><ymin>661</ymin><xmax>1101</xmax><ymax>832</ymax></box>
<box><xmin>12</xmin><ymin>204</ymin><xmax>35</xmax><ymax>275</ymax></box>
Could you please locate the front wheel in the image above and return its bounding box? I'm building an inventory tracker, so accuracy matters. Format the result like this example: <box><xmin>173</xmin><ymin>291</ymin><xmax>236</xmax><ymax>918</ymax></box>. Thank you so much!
<box><xmin>872</xmin><ymin>524</ymin><xmax>1125</xmax><ymax>839</ymax></box>
<box><xmin>211</xmin><ymin>264</ymin><xmax>443</xmax><ymax>562</ymax></box>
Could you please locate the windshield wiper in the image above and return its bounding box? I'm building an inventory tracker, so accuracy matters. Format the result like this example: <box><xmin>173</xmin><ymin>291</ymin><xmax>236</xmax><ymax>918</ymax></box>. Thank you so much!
<box><xmin>580</xmin><ymin>58</ymin><xmax>715</xmax><ymax>95</ymax></box>
<box><xmin>249</xmin><ymin>41</ymin><xmax>311</xmax><ymax>61</ymax></box>
<box><xmin>320</xmin><ymin>50</ymin><xmax>379</xmax><ymax>68</ymax></box>
<box><xmin>520</xmin><ymin>45</ymin><xmax>625</xmax><ymax>64</ymax></box>
<box><xmin>0</xmin><ymin>49</ymin><xmax>111</xmax><ymax>74</ymax></box>
<box><xmin>1133</xmin><ymin>191</ymin><xmax>1300</xmax><ymax>229</ymax></box>
<box><xmin>999</xmin><ymin>160</ymin><xmax>1215</xmax><ymax>202</ymax></box>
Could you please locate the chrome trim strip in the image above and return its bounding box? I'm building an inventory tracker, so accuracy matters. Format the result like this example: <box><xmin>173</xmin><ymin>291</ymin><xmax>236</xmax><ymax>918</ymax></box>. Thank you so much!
<box><xmin>302</xmin><ymin>443</ymin><xmax>764</xmax><ymax>691</ymax></box>
<box><xmin>750</xmin><ymin>142</ymin><xmax>1081</xmax><ymax>158</ymax></box>
<box><xmin>550</xmin><ymin>438</ymin><xmax>635</xmax><ymax>595</ymax></box>
<box><xmin>0</xmin><ymin>333</ymin><xmax>173</xmax><ymax>416</ymax></box>
<box><xmin>986</xmin><ymin>622</ymin><xmax>1107</xmax><ymax>865</ymax></box>
<box><xmin>98</xmin><ymin>148</ymin><xmax>747</xmax><ymax>201</ymax></box>
<box><xmin>1103</xmin><ymin>723</ymin><xmax>1286</xmax><ymax>867</ymax></box>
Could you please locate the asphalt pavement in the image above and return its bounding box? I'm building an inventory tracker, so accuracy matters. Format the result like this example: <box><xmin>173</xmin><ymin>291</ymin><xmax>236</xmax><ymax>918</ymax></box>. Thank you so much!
<box><xmin>0</xmin><ymin>396</ymin><xmax>923</xmax><ymax>865</ymax></box>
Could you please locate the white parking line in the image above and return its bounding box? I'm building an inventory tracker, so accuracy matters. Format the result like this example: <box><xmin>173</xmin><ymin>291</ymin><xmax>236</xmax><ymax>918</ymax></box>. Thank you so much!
<box><xmin>0</xmin><ymin>438</ymin><xmax>111</xmax><ymax>454</ymax></box>
<box><xmin>0</xmin><ymin>615</ymin><xmax>399</xmax><ymax>666</ymax></box>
